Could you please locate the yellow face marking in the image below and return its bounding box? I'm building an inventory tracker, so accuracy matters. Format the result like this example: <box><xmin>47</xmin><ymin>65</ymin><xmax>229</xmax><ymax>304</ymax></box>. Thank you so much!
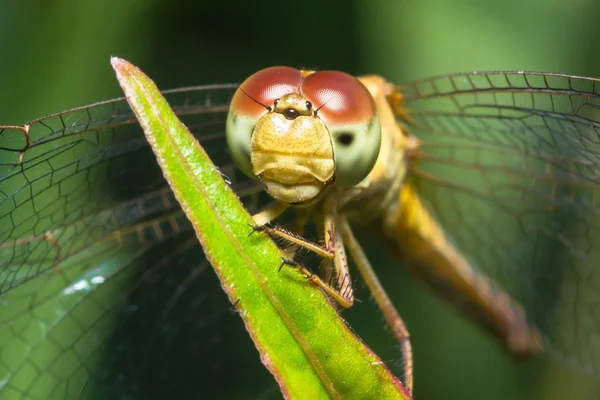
<box><xmin>250</xmin><ymin>92</ymin><xmax>335</xmax><ymax>204</ymax></box>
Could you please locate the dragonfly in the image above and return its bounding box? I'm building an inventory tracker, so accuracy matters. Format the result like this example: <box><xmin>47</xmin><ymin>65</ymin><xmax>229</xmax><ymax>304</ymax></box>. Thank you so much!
<box><xmin>1</xmin><ymin>66</ymin><xmax>599</xmax><ymax>399</ymax></box>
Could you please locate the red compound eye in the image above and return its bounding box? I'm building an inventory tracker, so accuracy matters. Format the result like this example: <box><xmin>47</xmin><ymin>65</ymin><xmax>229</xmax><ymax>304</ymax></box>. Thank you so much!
<box><xmin>230</xmin><ymin>66</ymin><xmax>303</xmax><ymax>117</ymax></box>
<box><xmin>300</xmin><ymin>70</ymin><xmax>376</xmax><ymax>125</ymax></box>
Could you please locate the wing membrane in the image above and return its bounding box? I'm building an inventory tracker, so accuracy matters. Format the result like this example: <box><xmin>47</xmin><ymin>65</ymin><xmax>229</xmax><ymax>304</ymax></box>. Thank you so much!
<box><xmin>6</xmin><ymin>70</ymin><xmax>600</xmax><ymax>397</ymax></box>
<box><xmin>399</xmin><ymin>71</ymin><xmax>600</xmax><ymax>374</ymax></box>
<box><xmin>0</xmin><ymin>85</ymin><xmax>277</xmax><ymax>399</ymax></box>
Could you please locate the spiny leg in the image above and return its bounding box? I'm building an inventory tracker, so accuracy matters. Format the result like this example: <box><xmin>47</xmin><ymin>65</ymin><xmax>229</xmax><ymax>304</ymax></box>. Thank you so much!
<box><xmin>265</xmin><ymin>196</ymin><xmax>354</xmax><ymax>308</ymax></box>
<box><xmin>316</xmin><ymin>216</ymin><xmax>338</xmax><ymax>293</ymax></box>
<box><xmin>321</xmin><ymin>196</ymin><xmax>354</xmax><ymax>305</ymax></box>
<box><xmin>281</xmin><ymin>208</ymin><xmax>311</xmax><ymax>260</ymax></box>
<box><xmin>251</xmin><ymin>202</ymin><xmax>312</xmax><ymax>258</ymax></box>
<box><xmin>279</xmin><ymin>258</ymin><xmax>353</xmax><ymax>308</ymax></box>
<box><xmin>251</xmin><ymin>203</ymin><xmax>334</xmax><ymax>260</ymax></box>
<box><xmin>251</xmin><ymin>202</ymin><xmax>341</xmax><ymax>301</ymax></box>
<box><xmin>339</xmin><ymin>216</ymin><xmax>414</xmax><ymax>393</ymax></box>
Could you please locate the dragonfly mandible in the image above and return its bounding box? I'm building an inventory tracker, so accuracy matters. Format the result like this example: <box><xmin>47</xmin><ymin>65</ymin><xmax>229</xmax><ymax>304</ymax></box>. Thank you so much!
<box><xmin>1</xmin><ymin>67</ymin><xmax>599</xmax><ymax>398</ymax></box>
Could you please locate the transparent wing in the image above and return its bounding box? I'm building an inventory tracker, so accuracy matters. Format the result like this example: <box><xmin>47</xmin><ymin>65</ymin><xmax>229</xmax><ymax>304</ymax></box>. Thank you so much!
<box><xmin>398</xmin><ymin>71</ymin><xmax>600</xmax><ymax>375</ymax></box>
<box><xmin>0</xmin><ymin>85</ymin><xmax>278</xmax><ymax>399</ymax></box>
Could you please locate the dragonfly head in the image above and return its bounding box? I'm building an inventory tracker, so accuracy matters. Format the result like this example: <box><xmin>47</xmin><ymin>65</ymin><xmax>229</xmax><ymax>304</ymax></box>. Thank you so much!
<box><xmin>226</xmin><ymin>66</ymin><xmax>381</xmax><ymax>206</ymax></box>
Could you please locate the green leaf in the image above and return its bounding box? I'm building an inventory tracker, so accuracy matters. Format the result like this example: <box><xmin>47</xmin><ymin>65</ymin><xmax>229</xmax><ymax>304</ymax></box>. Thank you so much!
<box><xmin>111</xmin><ymin>57</ymin><xmax>411</xmax><ymax>400</ymax></box>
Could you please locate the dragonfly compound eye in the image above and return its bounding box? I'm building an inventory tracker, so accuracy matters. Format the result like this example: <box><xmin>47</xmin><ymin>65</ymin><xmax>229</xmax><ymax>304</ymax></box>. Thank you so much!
<box><xmin>301</xmin><ymin>70</ymin><xmax>381</xmax><ymax>188</ymax></box>
<box><xmin>226</xmin><ymin>66</ymin><xmax>303</xmax><ymax>179</ymax></box>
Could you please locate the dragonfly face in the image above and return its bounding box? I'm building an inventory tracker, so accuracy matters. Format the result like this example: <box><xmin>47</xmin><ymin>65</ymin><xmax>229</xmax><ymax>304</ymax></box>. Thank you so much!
<box><xmin>226</xmin><ymin>66</ymin><xmax>381</xmax><ymax>205</ymax></box>
<box><xmin>1</xmin><ymin>68</ymin><xmax>600</xmax><ymax>398</ymax></box>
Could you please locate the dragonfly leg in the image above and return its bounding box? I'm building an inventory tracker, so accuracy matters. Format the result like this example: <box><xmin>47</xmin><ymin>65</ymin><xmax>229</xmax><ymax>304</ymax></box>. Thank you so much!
<box><xmin>279</xmin><ymin>257</ymin><xmax>353</xmax><ymax>308</ymax></box>
<box><xmin>251</xmin><ymin>202</ymin><xmax>336</xmax><ymax>262</ymax></box>
<box><xmin>264</xmin><ymin>196</ymin><xmax>355</xmax><ymax>308</ymax></box>
<box><xmin>339</xmin><ymin>216</ymin><xmax>414</xmax><ymax>393</ymax></box>
<box><xmin>281</xmin><ymin>208</ymin><xmax>311</xmax><ymax>260</ymax></box>
<box><xmin>252</xmin><ymin>202</ymin><xmax>324</xmax><ymax>258</ymax></box>
<box><xmin>251</xmin><ymin>223</ymin><xmax>335</xmax><ymax>260</ymax></box>
<box><xmin>320</xmin><ymin>196</ymin><xmax>354</xmax><ymax>305</ymax></box>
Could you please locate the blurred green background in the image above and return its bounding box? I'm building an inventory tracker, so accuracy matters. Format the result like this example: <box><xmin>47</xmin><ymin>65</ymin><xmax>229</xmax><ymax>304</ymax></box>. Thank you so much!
<box><xmin>2</xmin><ymin>0</ymin><xmax>600</xmax><ymax>399</ymax></box>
